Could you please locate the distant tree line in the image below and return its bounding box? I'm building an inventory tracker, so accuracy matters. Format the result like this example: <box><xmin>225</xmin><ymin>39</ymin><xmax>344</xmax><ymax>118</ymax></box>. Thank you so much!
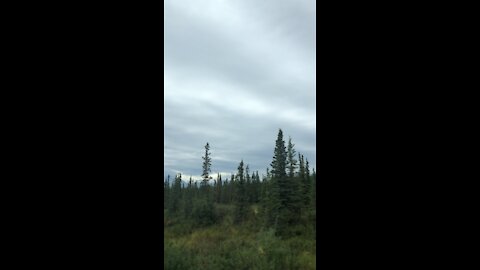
<box><xmin>164</xmin><ymin>129</ymin><xmax>316</xmax><ymax>236</ymax></box>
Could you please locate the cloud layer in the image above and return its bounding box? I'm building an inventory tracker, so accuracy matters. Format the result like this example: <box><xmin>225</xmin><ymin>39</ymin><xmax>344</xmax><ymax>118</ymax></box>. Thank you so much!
<box><xmin>164</xmin><ymin>0</ymin><xmax>316</xmax><ymax>181</ymax></box>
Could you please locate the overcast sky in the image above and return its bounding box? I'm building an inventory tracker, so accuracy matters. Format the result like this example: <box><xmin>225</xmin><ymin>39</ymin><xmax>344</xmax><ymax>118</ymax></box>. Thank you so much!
<box><xmin>164</xmin><ymin>0</ymin><xmax>316</xmax><ymax>182</ymax></box>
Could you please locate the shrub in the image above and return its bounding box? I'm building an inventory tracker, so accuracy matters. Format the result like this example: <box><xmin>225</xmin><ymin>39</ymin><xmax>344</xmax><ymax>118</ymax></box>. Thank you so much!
<box><xmin>164</xmin><ymin>243</ymin><xmax>193</xmax><ymax>270</ymax></box>
<box><xmin>192</xmin><ymin>199</ymin><xmax>216</xmax><ymax>226</ymax></box>
<box><xmin>169</xmin><ymin>221</ymin><xmax>193</xmax><ymax>237</ymax></box>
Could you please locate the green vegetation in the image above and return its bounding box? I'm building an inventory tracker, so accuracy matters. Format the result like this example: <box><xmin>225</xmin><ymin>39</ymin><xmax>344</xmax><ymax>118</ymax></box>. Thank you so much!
<box><xmin>164</xmin><ymin>204</ymin><xmax>316</xmax><ymax>270</ymax></box>
<box><xmin>164</xmin><ymin>129</ymin><xmax>316</xmax><ymax>269</ymax></box>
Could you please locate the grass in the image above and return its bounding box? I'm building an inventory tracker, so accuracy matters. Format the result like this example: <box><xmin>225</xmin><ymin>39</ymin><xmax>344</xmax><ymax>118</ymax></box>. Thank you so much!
<box><xmin>164</xmin><ymin>203</ymin><xmax>316</xmax><ymax>270</ymax></box>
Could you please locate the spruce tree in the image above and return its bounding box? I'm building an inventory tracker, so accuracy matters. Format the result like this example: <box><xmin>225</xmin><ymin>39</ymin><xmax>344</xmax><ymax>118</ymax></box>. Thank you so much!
<box><xmin>311</xmin><ymin>168</ymin><xmax>316</xmax><ymax>210</ymax></box>
<box><xmin>234</xmin><ymin>160</ymin><xmax>247</xmax><ymax>224</ymax></box>
<box><xmin>221</xmin><ymin>178</ymin><xmax>228</xmax><ymax>203</ymax></box>
<box><xmin>287</xmin><ymin>137</ymin><xmax>297</xmax><ymax>178</ymax></box>
<box><xmin>298</xmin><ymin>153</ymin><xmax>305</xmax><ymax>179</ymax></box>
<box><xmin>268</xmin><ymin>129</ymin><xmax>303</xmax><ymax>235</ymax></box>
<box><xmin>194</xmin><ymin>181</ymin><xmax>198</xmax><ymax>197</ymax></box>
<box><xmin>192</xmin><ymin>143</ymin><xmax>215</xmax><ymax>226</ymax></box>
<box><xmin>229</xmin><ymin>173</ymin><xmax>235</xmax><ymax>203</ymax></box>
<box><xmin>287</xmin><ymin>145</ymin><xmax>302</xmax><ymax>226</ymax></box>
<box><xmin>270</xmin><ymin>130</ymin><xmax>287</xmax><ymax>179</ymax></box>
<box><xmin>260</xmin><ymin>174</ymin><xmax>268</xmax><ymax>221</ymax></box>
<box><xmin>164</xmin><ymin>176</ymin><xmax>170</xmax><ymax>209</ymax></box>
<box><xmin>216</xmin><ymin>173</ymin><xmax>222</xmax><ymax>203</ymax></box>
<box><xmin>298</xmin><ymin>154</ymin><xmax>308</xmax><ymax>207</ymax></box>
<box><xmin>311</xmin><ymin>167</ymin><xmax>316</xmax><ymax>234</ymax></box>
<box><xmin>267</xmin><ymin>129</ymin><xmax>287</xmax><ymax>231</ymax></box>
<box><xmin>201</xmin><ymin>142</ymin><xmax>212</xmax><ymax>190</ymax></box>
<box><xmin>168</xmin><ymin>173</ymin><xmax>182</xmax><ymax>215</ymax></box>
<box><xmin>253</xmin><ymin>171</ymin><xmax>260</xmax><ymax>203</ymax></box>
<box><xmin>184</xmin><ymin>176</ymin><xmax>193</xmax><ymax>219</ymax></box>
<box><xmin>304</xmin><ymin>159</ymin><xmax>311</xmax><ymax>207</ymax></box>
<box><xmin>245</xmin><ymin>165</ymin><xmax>251</xmax><ymax>203</ymax></box>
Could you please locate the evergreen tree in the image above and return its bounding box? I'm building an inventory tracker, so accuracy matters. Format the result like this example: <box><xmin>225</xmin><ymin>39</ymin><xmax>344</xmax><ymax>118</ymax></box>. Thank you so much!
<box><xmin>311</xmin><ymin>168</ymin><xmax>316</xmax><ymax>210</ymax></box>
<box><xmin>229</xmin><ymin>173</ymin><xmax>235</xmax><ymax>203</ymax></box>
<box><xmin>192</xmin><ymin>143</ymin><xmax>215</xmax><ymax>226</ymax></box>
<box><xmin>193</xmin><ymin>198</ymin><xmax>215</xmax><ymax>226</ymax></box>
<box><xmin>270</xmin><ymin>130</ymin><xmax>287</xmax><ymax>179</ymax></box>
<box><xmin>201</xmin><ymin>142</ymin><xmax>212</xmax><ymax>190</ymax></box>
<box><xmin>287</xmin><ymin>137</ymin><xmax>297</xmax><ymax>178</ymax></box>
<box><xmin>216</xmin><ymin>173</ymin><xmax>222</xmax><ymax>203</ymax></box>
<box><xmin>221</xmin><ymin>178</ymin><xmax>228</xmax><ymax>203</ymax></box>
<box><xmin>311</xmin><ymin>167</ymin><xmax>317</xmax><ymax>234</ymax></box>
<box><xmin>184</xmin><ymin>176</ymin><xmax>193</xmax><ymax>219</ymax></box>
<box><xmin>252</xmin><ymin>171</ymin><xmax>260</xmax><ymax>203</ymax></box>
<box><xmin>245</xmin><ymin>165</ymin><xmax>252</xmax><ymax>203</ymax></box>
<box><xmin>194</xmin><ymin>181</ymin><xmax>198</xmax><ymax>197</ymax></box>
<box><xmin>260</xmin><ymin>174</ymin><xmax>268</xmax><ymax>220</ymax></box>
<box><xmin>266</xmin><ymin>129</ymin><xmax>287</xmax><ymax>230</ymax></box>
<box><xmin>287</xmin><ymin>148</ymin><xmax>302</xmax><ymax>225</ymax></box>
<box><xmin>298</xmin><ymin>153</ymin><xmax>305</xmax><ymax>179</ymax></box>
<box><xmin>298</xmin><ymin>154</ymin><xmax>307</xmax><ymax>207</ymax></box>
<box><xmin>164</xmin><ymin>175</ymin><xmax>170</xmax><ymax>209</ymax></box>
<box><xmin>303</xmin><ymin>159</ymin><xmax>311</xmax><ymax>207</ymax></box>
<box><xmin>168</xmin><ymin>173</ymin><xmax>182</xmax><ymax>215</ymax></box>
<box><xmin>234</xmin><ymin>160</ymin><xmax>247</xmax><ymax>224</ymax></box>
<box><xmin>268</xmin><ymin>129</ymin><xmax>302</xmax><ymax>235</ymax></box>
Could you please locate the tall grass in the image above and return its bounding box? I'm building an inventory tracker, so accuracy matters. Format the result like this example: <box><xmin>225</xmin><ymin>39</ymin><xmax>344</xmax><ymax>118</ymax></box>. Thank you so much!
<box><xmin>164</xmin><ymin>204</ymin><xmax>316</xmax><ymax>270</ymax></box>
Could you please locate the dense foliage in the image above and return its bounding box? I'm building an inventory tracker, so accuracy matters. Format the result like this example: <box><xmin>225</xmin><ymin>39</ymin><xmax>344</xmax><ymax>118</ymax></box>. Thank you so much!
<box><xmin>164</xmin><ymin>129</ymin><xmax>316</xmax><ymax>269</ymax></box>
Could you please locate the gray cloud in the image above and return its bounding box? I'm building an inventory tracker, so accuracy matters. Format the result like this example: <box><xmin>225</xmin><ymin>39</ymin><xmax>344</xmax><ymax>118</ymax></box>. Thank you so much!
<box><xmin>164</xmin><ymin>0</ymin><xmax>316</xmax><ymax>181</ymax></box>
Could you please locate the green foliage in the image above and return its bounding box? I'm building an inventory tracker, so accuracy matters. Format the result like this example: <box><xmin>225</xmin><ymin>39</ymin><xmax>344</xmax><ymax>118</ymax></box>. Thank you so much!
<box><xmin>192</xmin><ymin>198</ymin><xmax>215</xmax><ymax>227</ymax></box>
<box><xmin>287</xmin><ymin>137</ymin><xmax>297</xmax><ymax>178</ymax></box>
<box><xmin>164</xmin><ymin>222</ymin><xmax>316</xmax><ymax>270</ymax></box>
<box><xmin>164</xmin><ymin>242</ymin><xmax>194</xmax><ymax>270</ymax></box>
<box><xmin>168</xmin><ymin>221</ymin><xmax>194</xmax><ymax>237</ymax></box>
<box><xmin>214</xmin><ymin>203</ymin><xmax>234</xmax><ymax>224</ymax></box>
<box><xmin>201</xmin><ymin>142</ymin><xmax>212</xmax><ymax>188</ymax></box>
<box><xmin>168</xmin><ymin>174</ymin><xmax>183</xmax><ymax>215</ymax></box>
<box><xmin>234</xmin><ymin>160</ymin><xmax>248</xmax><ymax>224</ymax></box>
<box><xmin>184</xmin><ymin>177</ymin><xmax>193</xmax><ymax>219</ymax></box>
<box><xmin>268</xmin><ymin>129</ymin><xmax>299</xmax><ymax>235</ymax></box>
<box><xmin>164</xmin><ymin>131</ymin><xmax>316</xmax><ymax>269</ymax></box>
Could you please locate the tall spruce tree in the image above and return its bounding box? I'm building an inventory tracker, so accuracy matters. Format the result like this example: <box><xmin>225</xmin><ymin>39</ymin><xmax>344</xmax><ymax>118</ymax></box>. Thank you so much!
<box><xmin>191</xmin><ymin>143</ymin><xmax>215</xmax><ymax>226</ymax></box>
<box><xmin>312</xmin><ymin>168</ymin><xmax>316</xmax><ymax>210</ymax></box>
<box><xmin>245</xmin><ymin>165</ymin><xmax>252</xmax><ymax>203</ymax></box>
<box><xmin>287</xmin><ymin>142</ymin><xmax>302</xmax><ymax>224</ymax></box>
<box><xmin>304</xmin><ymin>159</ymin><xmax>311</xmax><ymax>207</ymax></box>
<box><xmin>221</xmin><ymin>178</ymin><xmax>228</xmax><ymax>203</ymax></box>
<box><xmin>164</xmin><ymin>176</ymin><xmax>170</xmax><ymax>209</ymax></box>
<box><xmin>234</xmin><ymin>160</ymin><xmax>247</xmax><ymax>223</ymax></box>
<box><xmin>267</xmin><ymin>129</ymin><xmax>287</xmax><ymax>231</ymax></box>
<box><xmin>184</xmin><ymin>176</ymin><xmax>193</xmax><ymax>219</ymax></box>
<box><xmin>216</xmin><ymin>173</ymin><xmax>222</xmax><ymax>203</ymax></box>
<box><xmin>298</xmin><ymin>153</ymin><xmax>305</xmax><ymax>179</ymax></box>
<box><xmin>270</xmin><ymin>130</ymin><xmax>287</xmax><ymax>179</ymax></box>
<box><xmin>168</xmin><ymin>173</ymin><xmax>182</xmax><ymax>215</ymax></box>
<box><xmin>287</xmin><ymin>137</ymin><xmax>297</xmax><ymax>178</ymax></box>
<box><xmin>268</xmin><ymin>129</ymin><xmax>302</xmax><ymax>235</ymax></box>
<box><xmin>204</xmin><ymin>143</ymin><xmax>216</xmax><ymax>206</ymax></box>
<box><xmin>229</xmin><ymin>173</ymin><xmax>235</xmax><ymax>203</ymax></box>
<box><xmin>201</xmin><ymin>143</ymin><xmax>212</xmax><ymax>190</ymax></box>
<box><xmin>252</xmin><ymin>171</ymin><xmax>260</xmax><ymax>203</ymax></box>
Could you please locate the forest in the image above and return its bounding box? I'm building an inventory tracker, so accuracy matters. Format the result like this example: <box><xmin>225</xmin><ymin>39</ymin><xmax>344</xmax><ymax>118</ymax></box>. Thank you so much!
<box><xmin>164</xmin><ymin>129</ymin><xmax>316</xmax><ymax>269</ymax></box>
